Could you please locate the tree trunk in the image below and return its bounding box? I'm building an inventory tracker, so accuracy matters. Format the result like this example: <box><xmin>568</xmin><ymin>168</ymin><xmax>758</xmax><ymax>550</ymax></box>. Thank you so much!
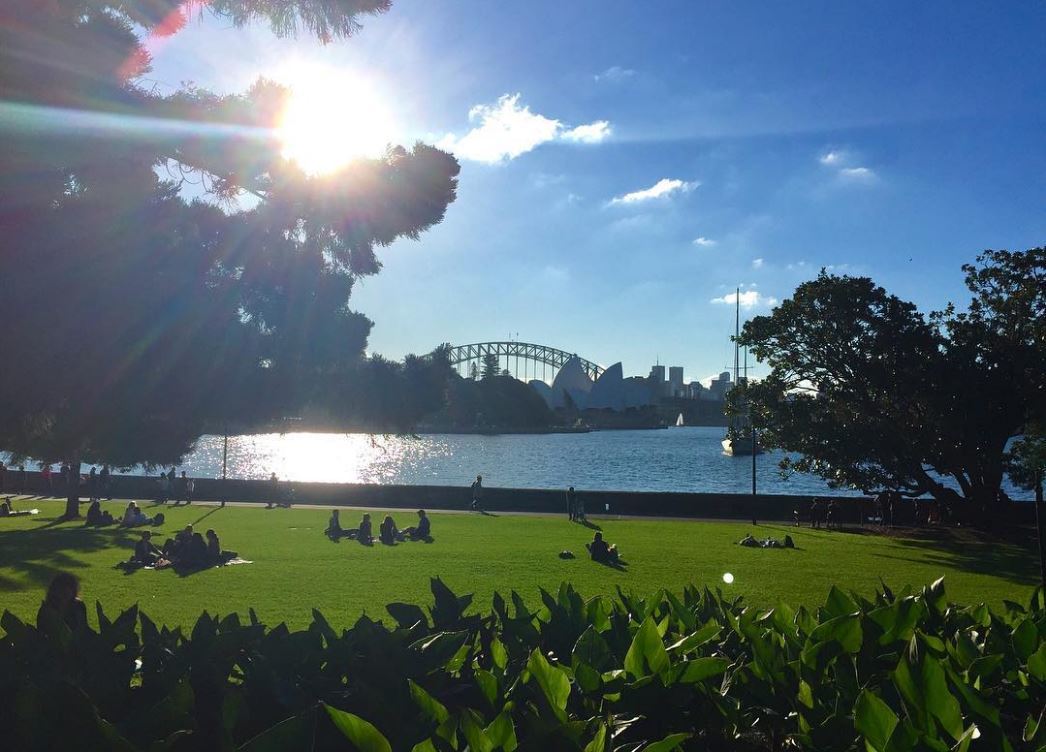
<box><xmin>64</xmin><ymin>455</ymin><xmax>81</xmax><ymax>519</ymax></box>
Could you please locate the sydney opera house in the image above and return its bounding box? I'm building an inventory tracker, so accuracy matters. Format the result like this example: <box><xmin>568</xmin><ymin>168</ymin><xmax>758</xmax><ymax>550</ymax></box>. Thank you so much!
<box><xmin>529</xmin><ymin>358</ymin><xmax>654</xmax><ymax>411</ymax></box>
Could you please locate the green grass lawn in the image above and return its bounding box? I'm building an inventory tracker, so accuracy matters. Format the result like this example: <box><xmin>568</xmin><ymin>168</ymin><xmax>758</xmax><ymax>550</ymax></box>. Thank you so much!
<box><xmin>0</xmin><ymin>498</ymin><xmax>1038</xmax><ymax>630</ymax></box>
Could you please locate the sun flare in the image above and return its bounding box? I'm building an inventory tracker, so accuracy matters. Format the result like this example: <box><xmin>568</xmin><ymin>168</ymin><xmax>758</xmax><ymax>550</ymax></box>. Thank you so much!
<box><xmin>277</xmin><ymin>66</ymin><xmax>397</xmax><ymax>175</ymax></box>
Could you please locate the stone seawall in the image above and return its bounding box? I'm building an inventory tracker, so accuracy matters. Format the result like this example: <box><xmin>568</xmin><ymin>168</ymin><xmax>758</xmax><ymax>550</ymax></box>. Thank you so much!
<box><xmin>10</xmin><ymin>470</ymin><xmax>1036</xmax><ymax>526</ymax></box>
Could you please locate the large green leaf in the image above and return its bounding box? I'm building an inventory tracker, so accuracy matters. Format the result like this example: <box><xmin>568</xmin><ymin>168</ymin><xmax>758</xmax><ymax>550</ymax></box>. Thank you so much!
<box><xmin>527</xmin><ymin>649</ymin><xmax>571</xmax><ymax>715</ymax></box>
<box><xmin>1027</xmin><ymin>642</ymin><xmax>1046</xmax><ymax>681</ymax></box>
<box><xmin>1011</xmin><ymin>618</ymin><xmax>1039</xmax><ymax>660</ymax></box>
<box><xmin>854</xmin><ymin>690</ymin><xmax>899</xmax><ymax>752</ymax></box>
<box><xmin>640</xmin><ymin>732</ymin><xmax>690</xmax><ymax>751</ymax></box>
<box><xmin>238</xmin><ymin>710</ymin><xmax>315</xmax><ymax>752</ymax></box>
<box><xmin>573</xmin><ymin>626</ymin><xmax>613</xmax><ymax>671</ymax></box>
<box><xmin>671</xmin><ymin>656</ymin><xmax>730</xmax><ymax>684</ymax></box>
<box><xmin>667</xmin><ymin>621</ymin><xmax>720</xmax><ymax>654</ymax></box>
<box><xmin>324</xmin><ymin>704</ymin><xmax>392</xmax><ymax>752</ymax></box>
<box><xmin>485</xmin><ymin>710</ymin><xmax>518</xmax><ymax>752</ymax></box>
<box><xmin>809</xmin><ymin>613</ymin><xmax>863</xmax><ymax>653</ymax></box>
<box><xmin>409</xmin><ymin>680</ymin><xmax>449</xmax><ymax>724</ymax></box>
<box><xmin>624</xmin><ymin>617</ymin><xmax>670</xmax><ymax>678</ymax></box>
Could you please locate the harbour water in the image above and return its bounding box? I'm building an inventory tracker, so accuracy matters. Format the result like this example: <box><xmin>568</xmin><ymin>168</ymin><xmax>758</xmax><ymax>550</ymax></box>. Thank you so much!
<box><xmin>113</xmin><ymin>427</ymin><xmax>1028</xmax><ymax>498</ymax></box>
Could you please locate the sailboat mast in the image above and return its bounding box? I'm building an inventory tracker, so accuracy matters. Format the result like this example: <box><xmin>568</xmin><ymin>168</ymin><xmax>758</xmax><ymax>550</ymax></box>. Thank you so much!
<box><xmin>733</xmin><ymin>287</ymin><xmax>740</xmax><ymax>387</ymax></box>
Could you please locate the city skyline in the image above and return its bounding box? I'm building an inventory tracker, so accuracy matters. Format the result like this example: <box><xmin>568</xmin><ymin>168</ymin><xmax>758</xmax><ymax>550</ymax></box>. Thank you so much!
<box><xmin>147</xmin><ymin>1</ymin><xmax>1046</xmax><ymax>382</ymax></box>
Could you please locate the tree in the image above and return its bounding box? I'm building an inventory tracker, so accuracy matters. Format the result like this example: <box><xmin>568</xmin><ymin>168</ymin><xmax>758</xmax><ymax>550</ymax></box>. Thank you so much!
<box><xmin>737</xmin><ymin>248</ymin><xmax>1044</xmax><ymax>509</ymax></box>
<box><xmin>481</xmin><ymin>353</ymin><xmax>500</xmax><ymax>381</ymax></box>
<box><xmin>0</xmin><ymin>1</ymin><xmax>459</xmax><ymax>516</ymax></box>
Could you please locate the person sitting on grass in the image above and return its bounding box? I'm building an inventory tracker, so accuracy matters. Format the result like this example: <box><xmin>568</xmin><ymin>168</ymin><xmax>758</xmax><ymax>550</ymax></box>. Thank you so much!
<box><xmin>162</xmin><ymin>525</ymin><xmax>194</xmax><ymax>562</ymax></box>
<box><xmin>37</xmin><ymin>572</ymin><xmax>88</xmax><ymax>633</ymax></box>
<box><xmin>403</xmin><ymin>509</ymin><xmax>431</xmax><ymax>541</ymax></box>
<box><xmin>357</xmin><ymin>513</ymin><xmax>374</xmax><ymax>544</ymax></box>
<box><xmin>131</xmin><ymin>531</ymin><xmax>164</xmax><ymax>566</ymax></box>
<box><xmin>205</xmin><ymin>529</ymin><xmax>237</xmax><ymax>564</ymax></box>
<box><xmin>586</xmin><ymin>531</ymin><xmax>619</xmax><ymax>564</ymax></box>
<box><xmin>326</xmin><ymin>509</ymin><xmax>346</xmax><ymax>540</ymax></box>
<box><xmin>178</xmin><ymin>532</ymin><xmax>210</xmax><ymax>569</ymax></box>
<box><xmin>379</xmin><ymin>515</ymin><xmax>402</xmax><ymax>545</ymax></box>
<box><xmin>85</xmin><ymin>500</ymin><xmax>114</xmax><ymax>526</ymax></box>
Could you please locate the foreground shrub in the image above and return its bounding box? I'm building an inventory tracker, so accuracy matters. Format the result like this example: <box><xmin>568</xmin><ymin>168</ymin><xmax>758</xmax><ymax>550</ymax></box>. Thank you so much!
<box><xmin>1</xmin><ymin>578</ymin><xmax>1044</xmax><ymax>751</ymax></box>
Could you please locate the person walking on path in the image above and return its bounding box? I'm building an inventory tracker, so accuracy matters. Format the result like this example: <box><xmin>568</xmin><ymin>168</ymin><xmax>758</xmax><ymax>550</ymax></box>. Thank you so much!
<box><xmin>566</xmin><ymin>486</ymin><xmax>577</xmax><ymax>521</ymax></box>
<box><xmin>470</xmin><ymin>475</ymin><xmax>483</xmax><ymax>512</ymax></box>
<box><xmin>100</xmin><ymin>464</ymin><xmax>111</xmax><ymax>499</ymax></box>
<box><xmin>40</xmin><ymin>463</ymin><xmax>52</xmax><ymax>496</ymax></box>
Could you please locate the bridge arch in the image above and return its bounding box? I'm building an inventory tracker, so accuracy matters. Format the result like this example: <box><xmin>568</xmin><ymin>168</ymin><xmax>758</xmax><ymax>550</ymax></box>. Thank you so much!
<box><xmin>445</xmin><ymin>342</ymin><xmax>604</xmax><ymax>383</ymax></box>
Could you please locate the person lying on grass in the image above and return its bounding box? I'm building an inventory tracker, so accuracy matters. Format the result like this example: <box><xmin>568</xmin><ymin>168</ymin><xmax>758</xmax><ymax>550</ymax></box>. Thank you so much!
<box><xmin>0</xmin><ymin>499</ymin><xmax>35</xmax><ymax>517</ymax></box>
<box><xmin>120</xmin><ymin>501</ymin><xmax>163</xmax><ymax>527</ymax></box>
<box><xmin>402</xmin><ymin>509</ymin><xmax>431</xmax><ymax>541</ymax></box>
<box><xmin>586</xmin><ymin>532</ymin><xmax>619</xmax><ymax>564</ymax></box>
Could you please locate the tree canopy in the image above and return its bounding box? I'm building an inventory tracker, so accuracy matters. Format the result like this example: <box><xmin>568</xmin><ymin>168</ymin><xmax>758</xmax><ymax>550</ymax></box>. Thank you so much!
<box><xmin>0</xmin><ymin>1</ymin><xmax>459</xmax><ymax>512</ymax></box>
<box><xmin>736</xmin><ymin>247</ymin><xmax>1045</xmax><ymax>507</ymax></box>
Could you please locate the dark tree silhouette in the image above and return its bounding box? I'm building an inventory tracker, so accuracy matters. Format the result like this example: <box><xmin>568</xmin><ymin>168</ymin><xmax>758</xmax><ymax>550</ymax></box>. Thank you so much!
<box><xmin>737</xmin><ymin>248</ymin><xmax>1044</xmax><ymax>510</ymax></box>
<box><xmin>0</xmin><ymin>1</ymin><xmax>459</xmax><ymax>516</ymax></box>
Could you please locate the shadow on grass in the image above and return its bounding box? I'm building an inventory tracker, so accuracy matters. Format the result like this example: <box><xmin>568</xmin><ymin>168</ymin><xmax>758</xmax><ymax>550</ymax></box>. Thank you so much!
<box><xmin>0</xmin><ymin>521</ymin><xmax>139</xmax><ymax>592</ymax></box>
<box><xmin>763</xmin><ymin>523</ymin><xmax>1039</xmax><ymax>588</ymax></box>
<box><xmin>594</xmin><ymin>557</ymin><xmax>629</xmax><ymax>572</ymax></box>
<box><xmin>576</xmin><ymin>519</ymin><xmax>603</xmax><ymax>531</ymax></box>
<box><xmin>875</xmin><ymin>528</ymin><xmax>1039</xmax><ymax>587</ymax></box>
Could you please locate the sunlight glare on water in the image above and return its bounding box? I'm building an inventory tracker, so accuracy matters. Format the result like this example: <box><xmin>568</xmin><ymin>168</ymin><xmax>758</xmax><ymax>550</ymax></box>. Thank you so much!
<box><xmin>95</xmin><ymin>427</ymin><xmax>1032</xmax><ymax>497</ymax></box>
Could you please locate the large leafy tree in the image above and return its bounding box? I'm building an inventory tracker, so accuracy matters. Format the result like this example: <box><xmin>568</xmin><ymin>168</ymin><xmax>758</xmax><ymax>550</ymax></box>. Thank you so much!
<box><xmin>737</xmin><ymin>247</ymin><xmax>1044</xmax><ymax>508</ymax></box>
<box><xmin>0</xmin><ymin>1</ymin><xmax>459</xmax><ymax>515</ymax></box>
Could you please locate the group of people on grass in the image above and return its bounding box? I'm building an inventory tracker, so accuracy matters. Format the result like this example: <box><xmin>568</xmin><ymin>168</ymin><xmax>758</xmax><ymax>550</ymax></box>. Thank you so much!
<box><xmin>128</xmin><ymin>524</ymin><xmax>235</xmax><ymax>569</ymax></box>
<box><xmin>325</xmin><ymin>509</ymin><xmax>431</xmax><ymax>544</ymax></box>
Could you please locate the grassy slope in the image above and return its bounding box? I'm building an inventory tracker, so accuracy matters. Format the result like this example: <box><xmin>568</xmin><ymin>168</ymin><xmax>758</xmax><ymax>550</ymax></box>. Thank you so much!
<box><xmin>0</xmin><ymin>499</ymin><xmax>1037</xmax><ymax>629</ymax></box>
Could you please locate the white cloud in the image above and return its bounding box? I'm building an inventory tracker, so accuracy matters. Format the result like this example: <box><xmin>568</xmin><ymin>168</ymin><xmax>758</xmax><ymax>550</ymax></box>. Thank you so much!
<box><xmin>710</xmin><ymin>290</ymin><xmax>778</xmax><ymax>309</ymax></box>
<box><xmin>594</xmin><ymin>65</ymin><xmax>636</xmax><ymax>82</ymax></box>
<box><xmin>839</xmin><ymin>166</ymin><xmax>877</xmax><ymax>182</ymax></box>
<box><xmin>752</xmin><ymin>258</ymin><xmax>764</xmax><ymax>269</ymax></box>
<box><xmin>819</xmin><ymin>150</ymin><xmax>844</xmax><ymax>165</ymax></box>
<box><xmin>786</xmin><ymin>261</ymin><xmax>810</xmax><ymax>271</ymax></box>
<box><xmin>438</xmin><ymin>94</ymin><xmax>611</xmax><ymax>163</ymax></box>
<box><xmin>818</xmin><ymin>147</ymin><xmax>879</xmax><ymax>183</ymax></box>
<box><xmin>561</xmin><ymin>120</ymin><xmax>612</xmax><ymax>143</ymax></box>
<box><xmin>692</xmin><ymin>236</ymin><xmax>716</xmax><ymax>247</ymax></box>
<box><xmin>609</xmin><ymin>178</ymin><xmax>697</xmax><ymax>205</ymax></box>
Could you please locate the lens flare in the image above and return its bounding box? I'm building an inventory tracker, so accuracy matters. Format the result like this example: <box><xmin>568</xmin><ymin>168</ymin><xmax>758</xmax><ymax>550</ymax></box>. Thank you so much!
<box><xmin>722</xmin><ymin>572</ymin><xmax>734</xmax><ymax>584</ymax></box>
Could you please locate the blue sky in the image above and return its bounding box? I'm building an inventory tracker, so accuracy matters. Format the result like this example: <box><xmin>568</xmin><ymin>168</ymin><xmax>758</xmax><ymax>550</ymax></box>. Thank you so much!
<box><xmin>147</xmin><ymin>1</ymin><xmax>1046</xmax><ymax>384</ymax></box>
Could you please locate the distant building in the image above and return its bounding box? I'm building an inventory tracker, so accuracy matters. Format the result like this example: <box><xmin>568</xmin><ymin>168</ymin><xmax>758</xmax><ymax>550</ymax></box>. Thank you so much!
<box><xmin>668</xmin><ymin>366</ymin><xmax>684</xmax><ymax>397</ymax></box>
<box><xmin>533</xmin><ymin>358</ymin><xmax>654</xmax><ymax>411</ymax></box>
<box><xmin>708</xmin><ymin>371</ymin><xmax>732</xmax><ymax>400</ymax></box>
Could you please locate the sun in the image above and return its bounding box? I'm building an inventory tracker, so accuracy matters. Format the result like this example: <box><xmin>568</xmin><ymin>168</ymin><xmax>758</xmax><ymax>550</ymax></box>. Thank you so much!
<box><xmin>277</xmin><ymin>66</ymin><xmax>397</xmax><ymax>176</ymax></box>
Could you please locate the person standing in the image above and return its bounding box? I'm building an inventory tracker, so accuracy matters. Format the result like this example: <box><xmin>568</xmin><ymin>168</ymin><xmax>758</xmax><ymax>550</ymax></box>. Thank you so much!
<box><xmin>17</xmin><ymin>465</ymin><xmax>27</xmax><ymax>495</ymax></box>
<box><xmin>470</xmin><ymin>475</ymin><xmax>483</xmax><ymax>512</ymax></box>
<box><xmin>88</xmin><ymin>467</ymin><xmax>98</xmax><ymax>502</ymax></box>
<box><xmin>174</xmin><ymin>469</ymin><xmax>187</xmax><ymax>504</ymax></box>
<box><xmin>268</xmin><ymin>472</ymin><xmax>279</xmax><ymax>508</ymax></box>
<box><xmin>0</xmin><ymin>460</ymin><xmax>5</xmax><ymax>494</ymax></box>
<box><xmin>566</xmin><ymin>486</ymin><xmax>577</xmax><ymax>521</ymax></box>
<box><xmin>184</xmin><ymin>472</ymin><xmax>194</xmax><ymax>505</ymax></box>
<box><xmin>40</xmin><ymin>463</ymin><xmax>53</xmax><ymax>496</ymax></box>
<box><xmin>100</xmin><ymin>464</ymin><xmax>111</xmax><ymax>500</ymax></box>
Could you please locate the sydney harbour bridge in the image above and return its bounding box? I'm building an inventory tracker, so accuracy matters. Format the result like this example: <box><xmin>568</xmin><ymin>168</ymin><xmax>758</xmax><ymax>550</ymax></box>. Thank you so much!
<box><xmin>444</xmin><ymin>342</ymin><xmax>604</xmax><ymax>383</ymax></box>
